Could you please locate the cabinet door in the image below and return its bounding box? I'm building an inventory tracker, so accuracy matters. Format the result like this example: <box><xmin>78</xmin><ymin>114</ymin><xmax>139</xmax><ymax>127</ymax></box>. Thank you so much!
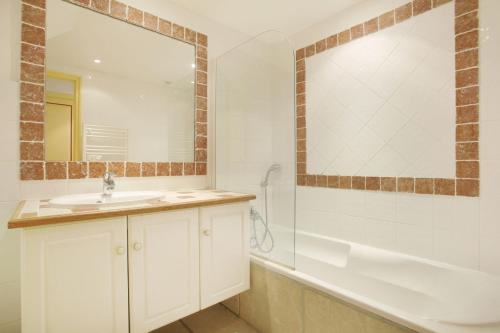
<box><xmin>128</xmin><ymin>209</ymin><xmax>199</xmax><ymax>333</ymax></box>
<box><xmin>22</xmin><ymin>218</ymin><xmax>129</xmax><ymax>333</ymax></box>
<box><xmin>199</xmin><ymin>203</ymin><xmax>250</xmax><ymax>309</ymax></box>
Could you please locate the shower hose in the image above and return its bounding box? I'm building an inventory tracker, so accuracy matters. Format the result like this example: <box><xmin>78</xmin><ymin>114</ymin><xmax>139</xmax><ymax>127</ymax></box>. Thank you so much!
<box><xmin>250</xmin><ymin>184</ymin><xmax>275</xmax><ymax>253</ymax></box>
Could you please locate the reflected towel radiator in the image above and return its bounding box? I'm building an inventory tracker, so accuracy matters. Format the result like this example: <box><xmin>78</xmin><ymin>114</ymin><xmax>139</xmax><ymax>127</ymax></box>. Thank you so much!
<box><xmin>83</xmin><ymin>124</ymin><xmax>128</xmax><ymax>161</ymax></box>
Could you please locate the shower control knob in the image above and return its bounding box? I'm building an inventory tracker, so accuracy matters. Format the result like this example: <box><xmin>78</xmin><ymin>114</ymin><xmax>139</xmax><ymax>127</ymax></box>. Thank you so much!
<box><xmin>202</xmin><ymin>229</ymin><xmax>211</xmax><ymax>236</ymax></box>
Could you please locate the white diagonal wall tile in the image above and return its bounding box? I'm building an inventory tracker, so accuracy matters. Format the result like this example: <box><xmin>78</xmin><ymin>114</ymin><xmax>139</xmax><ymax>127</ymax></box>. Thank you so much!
<box><xmin>306</xmin><ymin>4</ymin><xmax>455</xmax><ymax>179</ymax></box>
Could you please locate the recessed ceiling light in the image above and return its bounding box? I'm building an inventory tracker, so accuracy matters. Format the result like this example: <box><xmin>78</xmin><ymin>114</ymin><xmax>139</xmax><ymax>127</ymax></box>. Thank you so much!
<box><xmin>190</xmin><ymin>81</ymin><xmax>195</xmax><ymax>84</ymax></box>
<box><xmin>191</xmin><ymin>63</ymin><xmax>196</xmax><ymax>68</ymax></box>
<box><xmin>94</xmin><ymin>59</ymin><xmax>101</xmax><ymax>64</ymax></box>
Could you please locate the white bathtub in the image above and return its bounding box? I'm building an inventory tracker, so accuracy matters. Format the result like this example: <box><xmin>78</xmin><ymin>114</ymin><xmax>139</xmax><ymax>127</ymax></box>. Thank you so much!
<box><xmin>251</xmin><ymin>230</ymin><xmax>500</xmax><ymax>333</ymax></box>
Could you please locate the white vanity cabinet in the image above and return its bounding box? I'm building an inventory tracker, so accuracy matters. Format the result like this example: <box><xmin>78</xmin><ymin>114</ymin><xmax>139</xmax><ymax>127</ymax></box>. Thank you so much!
<box><xmin>128</xmin><ymin>209</ymin><xmax>200</xmax><ymax>333</ymax></box>
<box><xmin>21</xmin><ymin>202</ymin><xmax>250</xmax><ymax>333</ymax></box>
<box><xmin>22</xmin><ymin>217</ymin><xmax>130</xmax><ymax>333</ymax></box>
<box><xmin>200</xmin><ymin>204</ymin><xmax>250</xmax><ymax>309</ymax></box>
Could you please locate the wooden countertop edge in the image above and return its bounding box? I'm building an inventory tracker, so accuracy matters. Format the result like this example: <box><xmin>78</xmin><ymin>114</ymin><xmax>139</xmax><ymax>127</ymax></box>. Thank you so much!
<box><xmin>8</xmin><ymin>194</ymin><xmax>256</xmax><ymax>229</ymax></box>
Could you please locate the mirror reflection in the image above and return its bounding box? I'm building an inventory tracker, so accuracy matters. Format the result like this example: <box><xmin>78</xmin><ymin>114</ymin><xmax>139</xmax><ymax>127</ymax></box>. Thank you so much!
<box><xmin>45</xmin><ymin>0</ymin><xmax>196</xmax><ymax>162</ymax></box>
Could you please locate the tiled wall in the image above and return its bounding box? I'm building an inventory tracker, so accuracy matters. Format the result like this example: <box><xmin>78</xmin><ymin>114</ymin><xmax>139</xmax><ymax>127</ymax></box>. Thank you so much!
<box><xmin>306</xmin><ymin>5</ymin><xmax>456</xmax><ymax>179</ymax></box>
<box><xmin>296</xmin><ymin>0</ymin><xmax>480</xmax><ymax>197</ymax></box>
<box><xmin>19</xmin><ymin>0</ymin><xmax>208</xmax><ymax>180</ymax></box>
<box><xmin>292</xmin><ymin>0</ymin><xmax>500</xmax><ymax>274</ymax></box>
<box><xmin>296</xmin><ymin>186</ymin><xmax>480</xmax><ymax>267</ymax></box>
<box><xmin>237</xmin><ymin>262</ymin><xmax>416</xmax><ymax>333</ymax></box>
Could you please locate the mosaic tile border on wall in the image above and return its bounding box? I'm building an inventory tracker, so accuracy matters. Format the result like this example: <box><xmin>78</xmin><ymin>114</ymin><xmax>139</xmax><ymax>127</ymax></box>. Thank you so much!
<box><xmin>295</xmin><ymin>0</ymin><xmax>480</xmax><ymax>197</ymax></box>
<box><xmin>19</xmin><ymin>0</ymin><xmax>208</xmax><ymax>180</ymax></box>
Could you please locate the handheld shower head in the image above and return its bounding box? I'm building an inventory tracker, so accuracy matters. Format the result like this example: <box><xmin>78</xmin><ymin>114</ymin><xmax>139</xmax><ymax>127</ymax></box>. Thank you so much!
<box><xmin>253</xmin><ymin>164</ymin><xmax>280</xmax><ymax>253</ymax></box>
<box><xmin>261</xmin><ymin>164</ymin><xmax>281</xmax><ymax>187</ymax></box>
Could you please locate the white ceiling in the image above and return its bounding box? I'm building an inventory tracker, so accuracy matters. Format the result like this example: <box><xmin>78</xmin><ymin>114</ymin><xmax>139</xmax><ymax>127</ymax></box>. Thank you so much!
<box><xmin>166</xmin><ymin>0</ymin><xmax>364</xmax><ymax>36</ymax></box>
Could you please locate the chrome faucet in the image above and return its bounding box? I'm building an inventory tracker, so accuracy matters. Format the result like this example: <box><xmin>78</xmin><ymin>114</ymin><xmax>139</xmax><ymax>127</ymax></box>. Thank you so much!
<box><xmin>102</xmin><ymin>172</ymin><xmax>115</xmax><ymax>197</ymax></box>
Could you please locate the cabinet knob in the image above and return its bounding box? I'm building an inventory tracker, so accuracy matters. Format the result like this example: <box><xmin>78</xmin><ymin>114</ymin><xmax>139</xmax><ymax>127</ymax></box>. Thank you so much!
<box><xmin>202</xmin><ymin>229</ymin><xmax>211</xmax><ymax>236</ymax></box>
<box><xmin>115</xmin><ymin>246</ymin><xmax>125</xmax><ymax>255</ymax></box>
<box><xmin>133</xmin><ymin>242</ymin><xmax>143</xmax><ymax>251</ymax></box>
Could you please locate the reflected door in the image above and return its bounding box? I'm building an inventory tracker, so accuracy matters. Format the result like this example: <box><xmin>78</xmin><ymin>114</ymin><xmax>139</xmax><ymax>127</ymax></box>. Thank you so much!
<box><xmin>45</xmin><ymin>101</ymin><xmax>72</xmax><ymax>161</ymax></box>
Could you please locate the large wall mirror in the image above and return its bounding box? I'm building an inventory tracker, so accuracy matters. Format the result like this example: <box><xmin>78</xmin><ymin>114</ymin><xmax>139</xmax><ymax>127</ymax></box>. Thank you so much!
<box><xmin>47</xmin><ymin>0</ymin><xmax>195</xmax><ymax>162</ymax></box>
<box><xmin>20</xmin><ymin>0</ymin><xmax>208</xmax><ymax>179</ymax></box>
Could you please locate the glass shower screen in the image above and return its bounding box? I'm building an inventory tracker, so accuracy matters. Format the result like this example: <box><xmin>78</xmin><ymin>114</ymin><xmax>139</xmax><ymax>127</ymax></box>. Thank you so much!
<box><xmin>215</xmin><ymin>31</ymin><xmax>296</xmax><ymax>268</ymax></box>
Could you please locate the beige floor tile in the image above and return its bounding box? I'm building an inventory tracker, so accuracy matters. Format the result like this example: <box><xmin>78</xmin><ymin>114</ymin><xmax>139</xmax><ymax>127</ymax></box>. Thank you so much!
<box><xmin>152</xmin><ymin>320</ymin><xmax>191</xmax><ymax>333</ymax></box>
<box><xmin>182</xmin><ymin>304</ymin><xmax>259</xmax><ymax>333</ymax></box>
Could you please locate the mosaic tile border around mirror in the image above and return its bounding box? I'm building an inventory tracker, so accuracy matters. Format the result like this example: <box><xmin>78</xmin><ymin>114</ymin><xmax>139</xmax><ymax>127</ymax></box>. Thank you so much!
<box><xmin>295</xmin><ymin>0</ymin><xmax>480</xmax><ymax>197</ymax></box>
<box><xmin>19</xmin><ymin>0</ymin><xmax>208</xmax><ymax>180</ymax></box>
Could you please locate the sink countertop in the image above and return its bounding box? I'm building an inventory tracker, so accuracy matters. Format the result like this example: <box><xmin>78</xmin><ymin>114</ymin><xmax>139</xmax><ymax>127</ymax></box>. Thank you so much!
<box><xmin>8</xmin><ymin>189</ymin><xmax>256</xmax><ymax>229</ymax></box>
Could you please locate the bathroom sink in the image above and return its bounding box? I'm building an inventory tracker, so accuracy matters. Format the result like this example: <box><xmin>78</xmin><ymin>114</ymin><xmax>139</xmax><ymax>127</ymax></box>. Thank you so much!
<box><xmin>48</xmin><ymin>191</ymin><xmax>165</xmax><ymax>209</ymax></box>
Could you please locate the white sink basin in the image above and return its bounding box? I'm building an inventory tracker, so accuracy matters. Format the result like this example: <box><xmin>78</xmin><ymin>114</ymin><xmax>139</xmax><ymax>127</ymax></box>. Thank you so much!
<box><xmin>49</xmin><ymin>191</ymin><xmax>165</xmax><ymax>209</ymax></box>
